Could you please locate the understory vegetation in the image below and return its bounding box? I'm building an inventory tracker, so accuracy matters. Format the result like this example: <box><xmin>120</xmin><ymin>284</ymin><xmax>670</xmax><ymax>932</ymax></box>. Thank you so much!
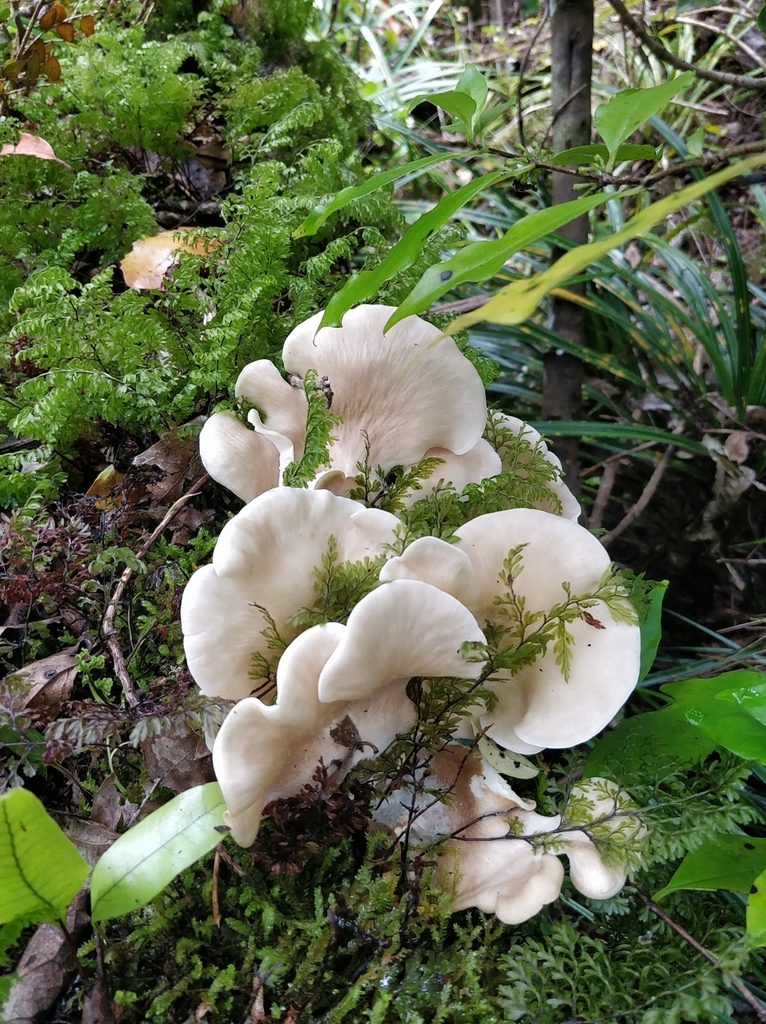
<box><xmin>1</xmin><ymin>0</ymin><xmax>766</xmax><ymax>1022</ymax></box>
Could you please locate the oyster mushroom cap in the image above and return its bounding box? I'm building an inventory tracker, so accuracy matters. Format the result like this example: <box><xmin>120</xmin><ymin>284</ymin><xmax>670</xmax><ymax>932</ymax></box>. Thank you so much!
<box><xmin>317</xmin><ymin>578</ymin><xmax>486</xmax><ymax>704</ymax></box>
<box><xmin>282</xmin><ymin>305</ymin><xmax>488</xmax><ymax>478</ymax></box>
<box><xmin>235</xmin><ymin>359</ymin><xmax>308</xmax><ymax>465</ymax></box>
<box><xmin>181</xmin><ymin>489</ymin><xmax>399</xmax><ymax>700</ymax></box>
<box><xmin>555</xmin><ymin>779</ymin><xmax>643</xmax><ymax>900</ymax></box>
<box><xmin>199</xmin><ymin>410</ymin><xmax>280</xmax><ymax>503</ymax></box>
<box><xmin>213</xmin><ymin>624</ymin><xmax>416</xmax><ymax>847</ymax></box>
<box><xmin>380</xmin><ymin>509</ymin><xmax>640</xmax><ymax>751</ymax></box>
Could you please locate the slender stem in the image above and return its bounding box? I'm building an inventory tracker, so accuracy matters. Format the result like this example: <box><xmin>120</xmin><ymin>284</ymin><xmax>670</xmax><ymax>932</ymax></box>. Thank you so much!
<box><xmin>633</xmin><ymin>888</ymin><xmax>766</xmax><ymax>1023</ymax></box>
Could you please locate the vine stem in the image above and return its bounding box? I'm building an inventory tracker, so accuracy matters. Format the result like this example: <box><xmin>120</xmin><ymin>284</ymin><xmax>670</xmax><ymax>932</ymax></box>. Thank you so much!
<box><xmin>101</xmin><ymin>473</ymin><xmax>210</xmax><ymax>707</ymax></box>
<box><xmin>632</xmin><ymin>888</ymin><xmax>766</xmax><ymax>1022</ymax></box>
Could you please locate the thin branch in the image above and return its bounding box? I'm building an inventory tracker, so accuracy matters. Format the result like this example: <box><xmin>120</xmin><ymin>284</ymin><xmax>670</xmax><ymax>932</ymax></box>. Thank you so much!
<box><xmin>605</xmin><ymin>0</ymin><xmax>766</xmax><ymax>89</ymax></box>
<box><xmin>100</xmin><ymin>473</ymin><xmax>210</xmax><ymax>707</ymax></box>
<box><xmin>633</xmin><ymin>888</ymin><xmax>766</xmax><ymax>1023</ymax></box>
<box><xmin>516</xmin><ymin>1</ymin><xmax>548</xmax><ymax>150</ymax></box>
<box><xmin>589</xmin><ymin>457</ymin><xmax>620</xmax><ymax>531</ymax></box>
<box><xmin>600</xmin><ymin>445</ymin><xmax>674</xmax><ymax>545</ymax></box>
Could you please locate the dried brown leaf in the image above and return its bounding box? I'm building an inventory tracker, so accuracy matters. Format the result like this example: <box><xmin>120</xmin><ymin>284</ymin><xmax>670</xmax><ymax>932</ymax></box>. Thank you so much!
<box><xmin>81</xmin><ymin>979</ymin><xmax>116</xmax><ymax>1024</ymax></box>
<box><xmin>55</xmin><ymin>21</ymin><xmax>75</xmax><ymax>41</ymax></box>
<box><xmin>0</xmin><ymin>132</ymin><xmax>74</xmax><ymax>170</ymax></box>
<box><xmin>39</xmin><ymin>3</ymin><xmax>67</xmax><ymax>30</ymax></box>
<box><xmin>132</xmin><ymin>429</ymin><xmax>202</xmax><ymax>505</ymax></box>
<box><xmin>724</xmin><ymin>429</ymin><xmax>750</xmax><ymax>464</ymax></box>
<box><xmin>64</xmin><ymin>818</ymin><xmax>119</xmax><ymax>867</ymax></box>
<box><xmin>41</xmin><ymin>55</ymin><xmax>61</xmax><ymax>82</ymax></box>
<box><xmin>5</xmin><ymin>647</ymin><xmax>79</xmax><ymax>714</ymax></box>
<box><xmin>91</xmin><ymin>774</ymin><xmax>123</xmax><ymax>831</ymax></box>
<box><xmin>140</xmin><ymin>732</ymin><xmax>214</xmax><ymax>793</ymax></box>
<box><xmin>120</xmin><ymin>229</ymin><xmax>218</xmax><ymax>290</ymax></box>
<box><xmin>79</xmin><ymin>14</ymin><xmax>95</xmax><ymax>36</ymax></box>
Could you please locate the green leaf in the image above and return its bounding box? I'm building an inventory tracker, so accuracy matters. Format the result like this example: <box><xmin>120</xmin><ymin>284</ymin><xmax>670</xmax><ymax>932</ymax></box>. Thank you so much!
<box><xmin>293</xmin><ymin>153</ymin><xmax>455</xmax><ymax>239</ymax></box>
<box><xmin>660</xmin><ymin>672</ymin><xmax>766</xmax><ymax>762</ymax></box>
<box><xmin>526</xmin><ymin>421</ymin><xmax>708</xmax><ymax>457</ymax></box>
<box><xmin>550</xmin><ymin>143</ymin><xmax>658</xmax><ymax>167</ymax></box>
<box><xmin>583</xmin><ymin>704</ymin><xmax>714</xmax><ymax>782</ymax></box>
<box><xmin>758</xmin><ymin>2</ymin><xmax>766</xmax><ymax>32</ymax></box>
<box><xmin>90</xmin><ymin>782</ymin><xmax>225</xmax><ymax>922</ymax></box>
<box><xmin>447</xmin><ymin>152</ymin><xmax>766</xmax><ymax>333</ymax></box>
<box><xmin>594</xmin><ymin>72</ymin><xmax>694</xmax><ymax>168</ymax></box>
<box><xmin>0</xmin><ymin>789</ymin><xmax>90</xmax><ymax>925</ymax></box>
<box><xmin>686</xmin><ymin>127</ymin><xmax>705</xmax><ymax>158</ymax></box>
<box><xmin>638</xmin><ymin>579</ymin><xmax>668</xmax><ymax>682</ymax></box>
<box><xmin>654</xmin><ymin>834</ymin><xmax>766</xmax><ymax>901</ymax></box>
<box><xmin>712</xmin><ymin>671</ymin><xmax>766</xmax><ymax>727</ymax></box>
<box><xmin>410</xmin><ymin>64</ymin><xmax>488</xmax><ymax>139</ymax></box>
<box><xmin>747</xmin><ymin>866</ymin><xmax>766</xmax><ymax>944</ymax></box>
<box><xmin>388</xmin><ymin>190</ymin><xmax>625</xmax><ymax>328</ymax></box>
<box><xmin>320</xmin><ymin>169</ymin><xmax>520</xmax><ymax>329</ymax></box>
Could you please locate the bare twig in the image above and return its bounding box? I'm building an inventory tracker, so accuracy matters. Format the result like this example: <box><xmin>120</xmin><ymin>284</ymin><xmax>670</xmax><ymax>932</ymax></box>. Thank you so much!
<box><xmin>633</xmin><ymin>888</ymin><xmax>766</xmax><ymax>1022</ymax></box>
<box><xmin>589</xmin><ymin>457</ymin><xmax>620</xmax><ymax>531</ymax></box>
<box><xmin>601</xmin><ymin>446</ymin><xmax>675</xmax><ymax>545</ymax></box>
<box><xmin>100</xmin><ymin>473</ymin><xmax>210</xmax><ymax>707</ymax></box>
<box><xmin>516</xmin><ymin>1</ymin><xmax>548</xmax><ymax>150</ymax></box>
<box><xmin>605</xmin><ymin>0</ymin><xmax>766</xmax><ymax>89</ymax></box>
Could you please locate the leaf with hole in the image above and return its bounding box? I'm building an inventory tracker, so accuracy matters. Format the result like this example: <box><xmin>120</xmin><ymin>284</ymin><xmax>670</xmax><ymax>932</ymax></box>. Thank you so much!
<box><xmin>654</xmin><ymin>834</ymin><xmax>766</xmax><ymax>901</ymax></box>
<box><xmin>293</xmin><ymin>153</ymin><xmax>458</xmax><ymax>239</ymax></box>
<box><xmin>747</xmin><ymin>867</ymin><xmax>766</xmax><ymax>944</ymax></box>
<box><xmin>388</xmin><ymin>190</ymin><xmax>630</xmax><ymax>328</ymax></box>
<box><xmin>90</xmin><ymin>782</ymin><xmax>225</xmax><ymax>922</ymax></box>
<box><xmin>0</xmin><ymin>788</ymin><xmax>90</xmax><ymax>925</ymax></box>
<box><xmin>320</xmin><ymin>169</ymin><xmax>519</xmax><ymax>329</ymax></box>
<box><xmin>594</xmin><ymin>73</ymin><xmax>694</xmax><ymax>168</ymax></box>
<box><xmin>447</xmin><ymin>153</ymin><xmax>766</xmax><ymax>333</ymax></box>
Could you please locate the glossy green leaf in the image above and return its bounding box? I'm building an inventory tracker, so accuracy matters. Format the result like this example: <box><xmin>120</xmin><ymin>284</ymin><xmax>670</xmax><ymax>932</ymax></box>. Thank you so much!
<box><xmin>594</xmin><ymin>73</ymin><xmax>694</xmax><ymax>167</ymax></box>
<box><xmin>654</xmin><ymin>834</ymin><xmax>766</xmax><ymax>901</ymax></box>
<box><xmin>550</xmin><ymin>143</ymin><xmax>658</xmax><ymax>167</ymax></box>
<box><xmin>388</xmin><ymin>190</ymin><xmax>623</xmax><ymax>328</ymax></box>
<box><xmin>747</xmin><ymin>866</ymin><xmax>766</xmax><ymax>944</ymax></box>
<box><xmin>320</xmin><ymin>169</ymin><xmax>519</xmax><ymax>329</ymax></box>
<box><xmin>90</xmin><ymin>782</ymin><xmax>225</xmax><ymax>922</ymax></box>
<box><xmin>0</xmin><ymin>788</ymin><xmax>90</xmax><ymax>925</ymax></box>
<box><xmin>293</xmin><ymin>152</ymin><xmax>455</xmax><ymax>239</ymax></box>
<box><xmin>410</xmin><ymin>64</ymin><xmax>487</xmax><ymax>139</ymax></box>
<box><xmin>758</xmin><ymin>2</ymin><xmax>766</xmax><ymax>32</ymax></box>
<box><xmin>638</xmin><ymin>579</ymin><xmax>668</xmax><ymax>682</ymax></box>
<box><xmin>711</xmin><ymin>671</ymin><xmax>766</xmax><ymax>727</ymax></box>
<box><xmin>661</xmin><ymin>672</ymin><xmax>766</xmax><ymax>762</ymax></box>
<box><xmin>448</xmin><ymin>152</ymin><xmax>766</xmax><ymax>334</ymax></box>
<box><xmin>527</xmin><ymin>421</ymin><xmax>708</xmax><ymax>456</ymax></box>
<box><xmin>583</xmin><ymin>704</ymin><xmax>714</xmax><ymax>783</ymax></box>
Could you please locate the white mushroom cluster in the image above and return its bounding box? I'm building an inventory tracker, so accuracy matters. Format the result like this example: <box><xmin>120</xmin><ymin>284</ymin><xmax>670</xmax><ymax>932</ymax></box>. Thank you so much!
<box><xmin>181</xmin><ymin>305</ymin><xmax>643</xmax><ymax>924</ymax></box>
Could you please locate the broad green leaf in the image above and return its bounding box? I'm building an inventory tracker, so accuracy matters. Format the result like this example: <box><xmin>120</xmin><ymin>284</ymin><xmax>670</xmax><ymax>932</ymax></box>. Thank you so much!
<box><xmin>409</xmin><ymin>64</ymin><xmax>487</xmax><ymax>139</ymax></box>
<box><xmin>550</xmin><ymin>143</ymin><xmax>658</xmax><ymax>167</ymax></box>
<box><xmin>90</xmin><ymin>782</ymin><xmax>225</xmax><ymax>922</ymax></box>
<box><xmin>638</xmin><ymin>579</ymin><xmax>668</xmax><ymax>682</ymax></box>
<box><xmin>448</xmin><ymin>153</ymin><xmax>766</xmax><ymax>333</ymax></box>
<box><xmin>320</xmin><ymin>169</ymin><xmax>521</xmax><ymax>329</ymax></box>
<box><xmin>661</xmin><ymin>672</ymin><xmax>766</xmax><ymax>762</ymax></box>
<box><xmin>594</xmin><ymin>73</ymin><xmax>694</xmax><ymax>168</ymax></box>
<box><xmin>747</xmin><ymin>866</ymin><xmax>766</xmax><ymax>944</ymax></box>
<box><xmin>712</xmin><ymin>671</ymin><xmax>766</xmax><ymax>727</ymax></box>
<box><xmin>0</xmin><ymin>788</ymin><xmax>90</xmax><ymax>924</ymax></box>
<box><xmin>293</xmin><ymin>153</ymin><xmax>455</xmax><ymax>239</ymax></box>
<box><xmin>527</xmin><ymin>421</ymin><xmax>708</xmax><ymax>457</ymax></box>
<box><xmin>388</xmin><ymin>190</ymin><xmax>624</xmax><ymax>328</ymax></box>
<box><xmin>759</xmin><ymin>2</ymin><xmax>766</xmax><ymax>32</ymax></box>
<box><xmin>583</xmin><ymin>704</ymin><xmax>714</xmax><ymax>783</ymax></box>
<box><xmin>411</xmin><ymin>91</ymin><xmax>476</xmax><ymax>136</ymax></box>
<box><xmin>686</xmin><ymin>127</ymin><xmax>705</xmax><ymax>158</ymax></box>
<box><xmin>654</xmin><ymin>834</ymin><xmax>766</xmax><ymax>901</ymax></box>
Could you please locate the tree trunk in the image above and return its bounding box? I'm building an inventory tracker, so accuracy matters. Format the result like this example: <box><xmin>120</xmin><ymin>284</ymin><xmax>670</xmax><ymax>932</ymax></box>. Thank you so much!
<box><xmin>543</xmin><ymin>0</ymin><xmax>593</xmax><ymax>494</ymax></box>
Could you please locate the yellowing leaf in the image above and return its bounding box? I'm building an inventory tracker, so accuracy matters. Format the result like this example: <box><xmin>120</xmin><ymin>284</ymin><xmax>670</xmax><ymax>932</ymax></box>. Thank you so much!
<box><xmin>447</xmin><ymin>154</ymin><xmax>766</xmax><ymax>334</ymax></box>
<box><xmin>0</xmin><ymin>132</ymin><xmax>74</xmax><ymax>171</ymax></box>
<box><xmin>85</xmin><ymin>464</ymin><xmax>125</xmax><ymax>510</ymax></box>
<box><xmin>120</xmin><ymin>229</ymin><xmax>219</xmax><ymax>290</ymax></box>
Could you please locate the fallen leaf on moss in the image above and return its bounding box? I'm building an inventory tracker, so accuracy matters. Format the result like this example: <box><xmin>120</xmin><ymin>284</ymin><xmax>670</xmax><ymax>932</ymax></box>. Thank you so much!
<box><xmin>120</xmin><ymin>229</ymin><xmax>218</xmax><ymax>290</ymax></box>
<box><xmin>6</xmin><ymin>646</ymin><xmax>79</xmax><ymax>714</ymax></box>
<box><xmin>0</xmin><ymin>132</ymin><xmax>74</xmax><ymax>170</ymax></box>
<box><xmin>85</xmin><ymin>465</ymin><xmax>125</xmax><ymax>510</ymax></box>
